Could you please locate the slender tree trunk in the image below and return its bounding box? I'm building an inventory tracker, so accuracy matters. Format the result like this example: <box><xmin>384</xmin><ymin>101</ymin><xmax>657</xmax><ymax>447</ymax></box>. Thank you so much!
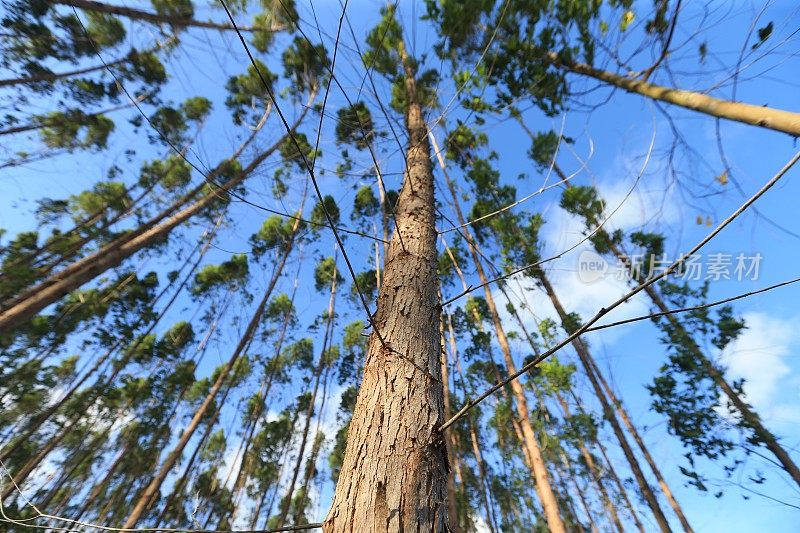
<box><xmin>275</xmin><ymin>266</ymin><xmax>338</xmax><ymax>528</ymax></box>
<box><xmin>431</xmin><ymin>132</ymin><xmax>566</xmax><ymax>533</ymax></box>
<box><xmin>608</xmin><ymin>240</ymin><xmax>800</xmax><ymax>489</ymax></box>
<box><xmin>0</xmin><ymin>100</ymin><xmax>312</xmax><ymax>333</ymax></box>
<box><xmin>587</xmin><ymin>346</ymin><xmax>695</xmax><ymax>532</ymax></box>
<box><xmin>544</xmin><ymin>51</ymin><xmax>800</xmax><ymax>136</ymax></box>
<box><xmin>226</xmin><ymin>346</ymin><xmax>284</xmax><ymax>523</ymax></box>
<box><xmin>1</xmin><ymin>118</ymin><xmax>203</xmax><ymax>281</ymax></box>
<box><xmin>121</xmin><ymin>213</ymin><xmax>302</xmax><ymax>529</ymax></box>
<box><xmin>1</xmin><ymin>230</ymin><xmax>214</xmax><ymax>467</ymax></box>
<box><xmin>534</xmin><ymin>269</ymin><xmax>674</xmax><ymax>532</ymax></box>
<box><xmin>553</xmin><ymin>392</ymin><xmax>624</xmax><ymax>532</ymax></box>
<box><xmin>53</xmin><ymin>0</ymin><xmax>284</xmax><ymax>32</ymax></box>
<box><xmin>438</xmin><ymin>308</ymin><xmax>461</xmax><ymax>533</ymax></box>
<box><xmin>445</xmin><ymin>312</ymin><xmax>499</xmax><ymax>533</ymax></box>
<box><xmin>256</xmin><ymin>403</ymin><xmax>303</xmax><ymax>530</ymax></box>
<box><xmin>323</xmin><ymin>40</ymin><xmax>448</xmax><ymax>532</ymax></box>
<box><xmin>71</xmin><ymin>441</ymin><xmax>131</xmax><ymax>523</ymax></box>
<box><xmin>496</xmin><ymin>283</ymin><xmax>625</xmax><ymax>532</ymax></box>
<box><xmin>0</xmin><ymin>345</ymin><xmax>114</xmax><ymax>463</ymax></box>
<box><xmin>36</xmin><ymin>431</ymin><xmax>105</xmax><ymax>510</ymax></box>
<box><xmin>1</xmin><ymin>424</ymin><xmax>69</xmax><ymax>500</ymax></box>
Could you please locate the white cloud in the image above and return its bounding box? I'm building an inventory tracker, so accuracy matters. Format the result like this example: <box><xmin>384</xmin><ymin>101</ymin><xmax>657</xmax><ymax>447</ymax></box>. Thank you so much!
<box><xmin>719</xmin><ymin>312</ymin><xmax>800</xmax><ymax>426</ymax></box>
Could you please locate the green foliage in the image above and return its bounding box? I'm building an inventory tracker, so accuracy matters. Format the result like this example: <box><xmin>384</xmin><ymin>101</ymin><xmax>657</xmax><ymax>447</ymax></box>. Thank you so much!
<box><xmin>278</xmin><ymin>132</ymin><xmax>317</xmax><ymax>169</ymax></box>
<box><xmin>527</xmin><ymin>130</ymin><xmax>560</xmax><ymax>170</ymax></box>
<box><xmin>423</xmin><ymin>0</ymin><xmax>494</xmax><ymax>59</ymax></box>
<box><xmin>139</xmin><ymin>156</ymin><xmax>192</xmax><ymax>191</ymax></box>
<box><xmin>352</xmin><ymin>185</ymin><xmax>379</xmax><ymax>221</ymax></box>
<box><xmin>559</xmin><ymin>185</ymin><xmax>623</xmax><ymax>253</ymax></box>
<box><xmin>445</xmin><ymin>121</ymin><xmax>488</xmax><ymax>168</ymax></box>
<box><xmin>629</xmin><ymin>231</ymin><xmax>666</xmax><ymax>280</ymax></box>
<box><xmin>225</xmin><ymin>59</ymin><xmax>277</xmax><ymax>125</ymax></box>
<box><xmin>38</xmin><ymin>111</ymin><xmax>115</xmax><ymax>151</ymax></box>
<box><xmin>122</xmin><ymin>49</ymin><xmax>168</xmax><ymax>86</ymax></box>
<box><xmin>191</xmin><ymin>254</ymin><xmax>249</xmax><ymax>295</ymax></box>
<box><xmin>252</xmin><ymin>0</ymin><xmax>297</xmax><ymax>52</ymax></box>
<box><xmin>283</xmin><ymin>338</ymin><xmax>314</xmax><ymax>371</ymax></box>
<box><xmin>648</xmin><ymin>280</ymin><xmax>751</xmax><ymax>489</ymax></box>
<box><xmin>85</xmin><ymin>12</ymin><xmax>125</xmax><ymax>48</ymax></box>
<box><xmin>390</xmin><ymin>68</ymin><xmax>440</xmax><ymax>114</ymax></box>
<box><xmin>149</xmin><ymin>105</ymin><xmax>188</xmax><ymax>145</ymax></box>
<box><xmin>314</xmin><ymin>257</ymin><xmax>343</xmax><ymax>292</ymax></box>
<box><xmin>363</xmin><ymin>5</ymin><xmax>403</xmax><ymax>77</ymax></box>
<box><xmin>339</xmin><ymin>321</ymin><xmax>367</xmax><ymax>384</ymax></box>
<box><xmin>265</xmin><ymin>293</ymin><xmax>295</xmax><ymax>322</ymax></box>
<box><xmin>66</xmin><ymin>181</ymin><xmax>130</xmax><ymax>224</ymax></box>
<box><xmin>155</xmin><ymin>321</ymin><xmax>195</xmax><ymax>359</ymax></box>
<box><xmin>181</xmin><ymin>96</ymin><xmax>212</xmax><ymax>121</ymax></box>
<box><xmin>336</xmin><ymin>102</ymin><xmax>374</xmax><ymax>149</ymax></box>
<box><xmin>351</xmin><ymin>269</ymin><xmax>377</xmax><ymax>304</ymax></box>
<box><xmin>250</xmin><ymin>215</ymin><xmax>297</xmax><ymax>256</ymax></box>
<box><xmin>152</xmin><ymin>0</ymin><xmax>194</xmax><ymax>19</ymax></box>
<box><xmin>311</xmin><ymin>195</ymin><xmax>340</xmax><ymax>229</ymax></box>
<box><xmin>282</xmin><ymin>36</ymin><xmax>329</xmax><ymax>95</ymax></box>
<box><xmin>560</xmin><ymin>312</ymin><xmax>582</xmax><ymax>336</ymax></box>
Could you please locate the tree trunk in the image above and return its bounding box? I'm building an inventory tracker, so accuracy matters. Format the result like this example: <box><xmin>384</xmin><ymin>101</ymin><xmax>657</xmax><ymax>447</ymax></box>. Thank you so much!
<box><xmin>544</xmin><ymin>52</ymin><xmax>800</xmax><ymax>136</ymax></box>
<box><xmin>53</xmin><ymin>0</ymin><xmax>284</xmax><ymax>33</ymax></box>
<box><xmin>225</xmin><ymin>294</ymin><xmax>295</xmax><ymax>525</ymax></box>
<box><xmin>495</xmin><ymin>283</ymin><xmax>625</xmax><ymax>532</ymax></box>
<box><xmin>121</xmin><ymin>214</ymin><xmax>301</xmax><ymax>529</ymax></box>
<box><xmin>445</xmin><ymin>312</ymin><xmax>499</xmax><ymax>533</ymax></box>
<box><xmin>323</xmin><ymin>40</ymin><xmax>448</xmax><ymax>532</ymax></box>
<box><xmin>431</xmin><ymin>133</ymin><xmax>566</xmax><ymax>533</ymax></box>
<box><xmin>275</xmin><ymin>266</ymin><xmax>338</xmax><ymax>528</ymax></box>
<box><xmin>0</xmin><ymin>102</ymin><xmax>311</xmax><ymax>333</ymax></box>
<box><xmin>438</xmin><ymin>309</ymin><xmax>461</xmax><ymax>533</ymax></box>
<box><xmin>554</xmin><ymin>392</ymin><xmax>624</xmax><ymax>532</ymax></box>
<box><xmin>607</xmin><ymin>240</ymin><xmax>800</xmax><ymax>490</ymax></box>
<box><xmin>586</xmin><ymin>351</ymin><xmax>694</xmax><ymax>531</ymax></box>
<box><xmin>534</xmin><ymin>269</ymin><xmax>674</xmax><ymax>532</ymax></box>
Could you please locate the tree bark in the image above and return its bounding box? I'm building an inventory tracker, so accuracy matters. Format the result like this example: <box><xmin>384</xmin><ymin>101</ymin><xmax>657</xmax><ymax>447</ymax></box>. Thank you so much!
<box><xmin>323</xmin><ymin>40</ymin><xmax>448</xmax><ymax>532</ymax></box>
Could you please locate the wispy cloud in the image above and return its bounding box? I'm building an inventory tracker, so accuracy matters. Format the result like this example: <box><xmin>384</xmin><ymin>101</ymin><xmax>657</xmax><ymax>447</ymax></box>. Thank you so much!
<box><xmin>720</xmin><ymin>312</ymin><xmax>800</xmax><ymax>427</ymax></box>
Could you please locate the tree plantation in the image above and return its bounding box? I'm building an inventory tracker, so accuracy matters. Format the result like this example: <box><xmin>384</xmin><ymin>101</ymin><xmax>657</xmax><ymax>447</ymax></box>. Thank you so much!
<box><xmin>2</xmin><ymin>1</ymin><xmax>800</xmax><ymax>531</ymax></box>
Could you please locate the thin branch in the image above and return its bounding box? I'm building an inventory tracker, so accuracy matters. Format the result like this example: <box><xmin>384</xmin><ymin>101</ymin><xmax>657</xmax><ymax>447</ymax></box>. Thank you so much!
<box><xmin>584</xmin><ymin>276</ymin><xmax>800</xmax><ymax>333</ymax></box>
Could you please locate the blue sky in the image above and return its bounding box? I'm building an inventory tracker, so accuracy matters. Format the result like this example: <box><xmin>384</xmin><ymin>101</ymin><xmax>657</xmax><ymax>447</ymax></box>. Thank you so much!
<box><xmin>2</xmin><ymin>0</ymin><xmax>800</xmax><ymax>531</ymax></box>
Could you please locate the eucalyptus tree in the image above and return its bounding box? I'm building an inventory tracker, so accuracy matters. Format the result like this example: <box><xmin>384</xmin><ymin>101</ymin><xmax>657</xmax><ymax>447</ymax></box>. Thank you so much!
<box><xmin>0</xmin><ymin>9</ymin><xmax>325</xmax><ymax>333</ymax></box>
<box><xmin>324</xmin><ymin>6</ymin><xmax>450</xmax><ymax>530</ymax></box>
<box><xmin>560</xmin><ymin>184</ymin><xmax>800</xmax><ymax>490</ymax></box>
<box><xmin>433</xmin><ymin>131</ymin><xmax>567</xmax><ymax>531</ymax></box>
<box><xmin>273</xmin><ymin>254</ymin><xmax>339</xmax><ymax>528</ymax></box>
<box><xmin>2</xmin><ymin>0</ymin><xmax>798</xmax><ymax>530</ymax></box>
<box><xmin>120</xmin><ymin>194</ymin><xmax>306</xmax><ymax>528</ymax></box>
<box><xmin>495</xmin><ymin>205</ymin><xmax>680</xmax><ymax>531</ymax></box>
